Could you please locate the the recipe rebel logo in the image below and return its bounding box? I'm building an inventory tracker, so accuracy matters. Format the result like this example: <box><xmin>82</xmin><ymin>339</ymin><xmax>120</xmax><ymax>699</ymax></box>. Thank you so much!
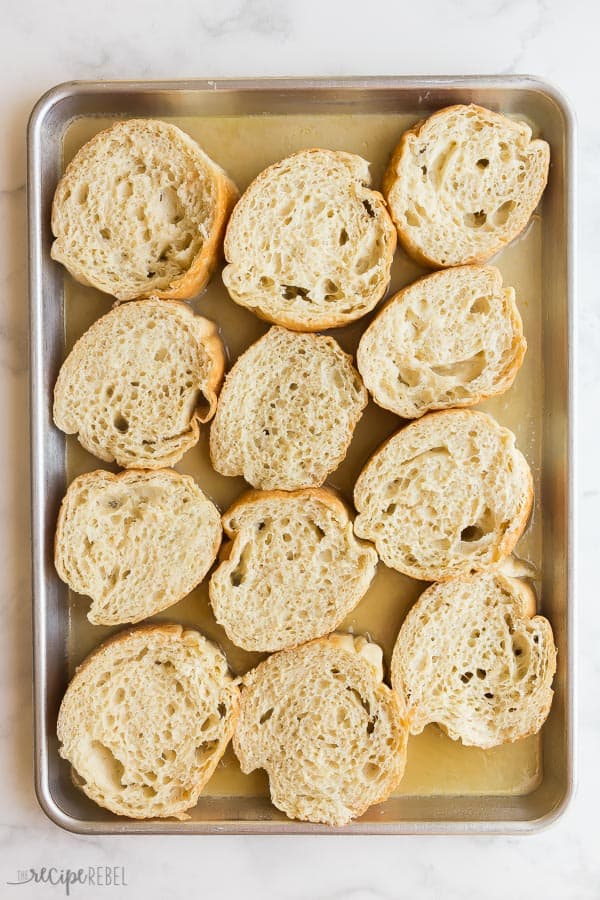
<box><xmin>6</xmin><ymin>866</ymin><xmax>128</xmax><ymax>895</ymax></box>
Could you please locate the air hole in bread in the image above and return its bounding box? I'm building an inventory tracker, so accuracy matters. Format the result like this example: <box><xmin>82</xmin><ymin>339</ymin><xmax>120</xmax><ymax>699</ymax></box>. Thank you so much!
<box><xmin>75</xmin><ymin>183</ymin><xmax>89</xmax><ymax>204</ymax></box>
<box><xmin>476</xmin><ymin>158</ymin><xmax>490</xmax><ymax>169</ymax></box>
<box><xmin>339</xmin><ymin>228</ymin><xmax>349</xmax><ymax>245</ymax></box>
<box><xmin>461</xmin><ymin>525</ymin><xmax>484</xmax><ymax>542</ymax></box>
<box><xmin>282</xmin><ymin>284</ymin><xmax>310</xmax><ymax>301</ymax></box>
<box><xmin>405</xmin><ymin>209</ymin><xmax>421</xmax><ymax>227</ymax></box>
<box><xmin>464</xmin><ymin>210</ymin><xmax>487</xmax><ymax>229</ymax></box>
<box><xmin>117</xmin><ymin>180</ymin><xmax>134</xmax><ymax>200</ymax></box>
<box><xmin>460</xmin><ymin>671</ymin><xmax>473</xmax><ymax>683</ymax></box>
<box><xmin>476</xmin><ymin>668</ymin><xmax>486</xmax><ymax>680</ymax></box>
<box><xmin>347</xmin><ymin>686</ymin><xmax>371</xmax><ymax>716</ymax></box>
<box><xmin>421</xmin><ymin>165</ymin><xmax>427</xmax><ymax>176</ymax></box>
<box><xmin>363</xmin><ymin>762</ymin><xmax>380</xmax><ymax>781</ymax></box>
<box><xmin>493</xmin><ymin>200</ymin><xmax>516</xmax><ymax>226</ymax></box>
<box><xmin>484</xmin><ymin>692</ymin><xmax>494</xmax><ymax>699</ymax></box>
<box><xmin>100</xmin><ymin>227</ymin><xmax>111</xmax><ymax>240</ymax></box>
<box><xmin>88</xmin><ymin>741</ymin><xmax>125</xmax><ymax>791</ymax></box>
<box><xmin>259</xmin><ymin>707</ymin><xmax>274</xmax><ymax>725</ymax></box>
<box><xmin>230</xmin><ymin>571</ymin><xmax>243</xmax><ymax>587</ymax></box>
<box><xmin>362</xmin><ymin>199</ymin><xmax>375</xmax><ymax>218</ymax></box>
<box><xmin>431</xmin><ymin>350</ymin><xmax>486</xmax><ymax>382</ymax></box>
<box><xmin>469</xmin><ymin>296</ymin><xmax>491</xmax><ymax>315</ymax></box>
<box><xmin>113</xmin><ymin>414</ymin><xmax>129</xmax><ymax>434</ymax></box>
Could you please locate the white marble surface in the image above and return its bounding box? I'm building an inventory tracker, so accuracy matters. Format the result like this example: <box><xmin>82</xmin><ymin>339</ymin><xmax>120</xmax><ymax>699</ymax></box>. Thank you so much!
<box><xmin>1</xmin><ymin>0</ymin><xmax>598</xmax><ymax>897</ymax></box>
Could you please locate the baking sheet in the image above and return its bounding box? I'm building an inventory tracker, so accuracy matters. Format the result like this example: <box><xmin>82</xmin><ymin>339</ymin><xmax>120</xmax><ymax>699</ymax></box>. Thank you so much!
<box><xmin>29</xmin><ymin>78</ymin><xmax>575</xmax><ymax>833</ymax></box>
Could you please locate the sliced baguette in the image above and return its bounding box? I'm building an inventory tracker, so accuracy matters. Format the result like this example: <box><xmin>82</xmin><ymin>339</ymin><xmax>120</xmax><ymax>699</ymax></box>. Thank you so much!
<box><xmin>55</xmin><ymin>469</ymin><xmax>222</xmax><ymax>626</ymax></box>
<box><xmin>391</xmin><ymin>573</ymin><xmax>556</xmax><ymax>748</ymax></box>
<box><xmin>209</xmin><ymin>488</ymin><xmax>378</xmax><ymax>652</ymax></box>
<box><xmin>222</xmin><ymin>148</ymin><xmax>396</xmax><ymax>330</ymax></box>
<box><xmin>209</xmin><ymin>326</ymin><xmax>368</xmax><ymax>490</ymax></box>
<box><xmin>233</xmin><ymin>634</ymin><xmax>408</xmax><ymax>826</ymax></box>
<box><xmin>53</xmin><ymin>299</ymin><xmax>225</xmax><ymax>468</ymax></box>
<box><xmin>353</xmin><ymin>409</ymin><xmax>533</xmax><ymax>581</ymax></box>
<box><xmin>383</xmin><ymin>104</ymin><xmax>550</xmax><ymax>268</ymax></box>
<box><xmin>51</xmin><ymin>118</ymin><xmax>239</xmax><ymax>301</ymax></box>
<box><xmin>356</xmin><ymin>265</ymin><xmax>526</xmax><ymax>418</ymax></box>
<box><xmin>57</xmin><ymin>624</ymin><xmax>240</xmax><ymax>819</ymax></box>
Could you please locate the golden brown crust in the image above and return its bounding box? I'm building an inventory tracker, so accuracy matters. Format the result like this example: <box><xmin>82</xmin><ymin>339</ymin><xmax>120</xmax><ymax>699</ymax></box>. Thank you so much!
<box><xmin>220</xmin><ymin>486</ymin><xmax>352</xmax><ymax>538</ymax></box>
<box><xmin>151</xmin><ymin>172</ymin><xmax>239</xmax><ymax>301</ymax></box>
<box><xmin>383</xmin><ymin>104</ymin><xmax>550</xmax><ymax>269</ymax></box>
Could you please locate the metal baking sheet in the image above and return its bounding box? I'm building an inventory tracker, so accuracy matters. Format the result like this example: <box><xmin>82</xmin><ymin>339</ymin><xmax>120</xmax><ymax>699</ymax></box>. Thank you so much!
<box><xmin>28</xmin><ymin>77</ymin><xmax>576</xmax><ymax>834</ymax></box>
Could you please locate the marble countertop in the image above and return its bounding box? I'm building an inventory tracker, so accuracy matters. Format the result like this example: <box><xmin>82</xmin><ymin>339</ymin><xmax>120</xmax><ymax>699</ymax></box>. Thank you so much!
<box><xmin>1</xmin><ymin>0</ymin><xmax>598</xmax><ymax>897</ymax></box>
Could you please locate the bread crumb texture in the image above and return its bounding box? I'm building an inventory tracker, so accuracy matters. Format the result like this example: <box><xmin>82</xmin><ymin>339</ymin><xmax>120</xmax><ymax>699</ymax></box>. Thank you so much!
<box><xmin>210</xmin><ymin>327</ymin><xmax>367</xmax><ymax>490</ymax></box>
<box><xmin>391</xmin><ymin>573</ymin><xmax>556</xmax><ymax>748</ymax></box>
<box><xmin>210</xmin><ymin>488</ymin><xmax>378</xmax><ymax>652</ymax></box>
<box><xmin>51</xmin><ymin>118</ymin><xmax>238</xmax><ymax>300</ymax></box>
<box><xmin>233</xmin><ymin>635</ymin><xmax>408</xmax><ymax>826</ymax></box>
<box><xmin>357</xmin><ymin>265</ymin><xmax>526</xmax><ymax>418</ymax></box>
<box><xmin>223</xmin><ymin>148</ymin><xmax>396</xmax><ymax>330</ymax></box>
<box><xmin>384</xmin><ymin>104</ymin><xmax>549</xmax><ymax>267</ymax></box>
<box><xmin>53</xmin><ymin>299</ymin><xmax>224</xmax><ymax>468</ymax></box>
<box><xmin>57</xmin><ymin>625</ymin><xmax>240</xmax><ymax>819</ymax></box>
<box><xmin>354</xmin><ymin>409</ymin><xmax>533</xmax><ymax>581</ymax></box>
<box><xmin>55</xmin><ymin>469</ymin><xmax>222</xmax><ymax>625</ymax></box>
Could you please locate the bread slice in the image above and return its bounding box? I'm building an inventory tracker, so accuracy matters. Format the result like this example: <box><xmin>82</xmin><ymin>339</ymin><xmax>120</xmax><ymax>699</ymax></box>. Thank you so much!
<box><xmin>233</xmin><ymin>634</ymin><xmax>408</xmax><ymax>826</ymax></box>
<box><xmin>222</xmin><ymin>149</ymin><xmax>396</xmax><ymax>330</ymax></box>
<box><xmin>353</xmin><ymin>409</ymin><xmax>533</xmax><ymax>581</ymax></box>
<box><xmin>57</xmin><ymin>624</ymin><xmax>240</xmax><ymax>819</ymax></box>
<box><xmin>356</xmin><ymin>265</ymin><xmax>526</xmax><ymax>419</ymax></box>
<box><xmin>51</xmin><ymin>118</ymin><xmax>239</xmax><ymax>301</ymax></box>
<box><xmin>383</xmin><ymin>104</ymin><xmax>550</xmax><ymax>268</ymax></box>
<box><xmin>55</xmin><ymin>469</ymin><xmax>222</xmax><ymax>626</ymax></box>
<box><xmin>53</xmin><ymin>299</ymin><xmax>225</xmax><ymax>468</ymax></box>
<box><xmin>209</xmin><ymin>488</ymin><xmax>378</xmax><ymax>652</ymax></box>
<box><xmin>210</xmin><ymin>327</ymin><xmax>368</xmax><ymax>490</ymax></box>
<box><xmin>391</xmin><ymin>573</ymin><xmax>556</xmax><ymax>748</ymax></box>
